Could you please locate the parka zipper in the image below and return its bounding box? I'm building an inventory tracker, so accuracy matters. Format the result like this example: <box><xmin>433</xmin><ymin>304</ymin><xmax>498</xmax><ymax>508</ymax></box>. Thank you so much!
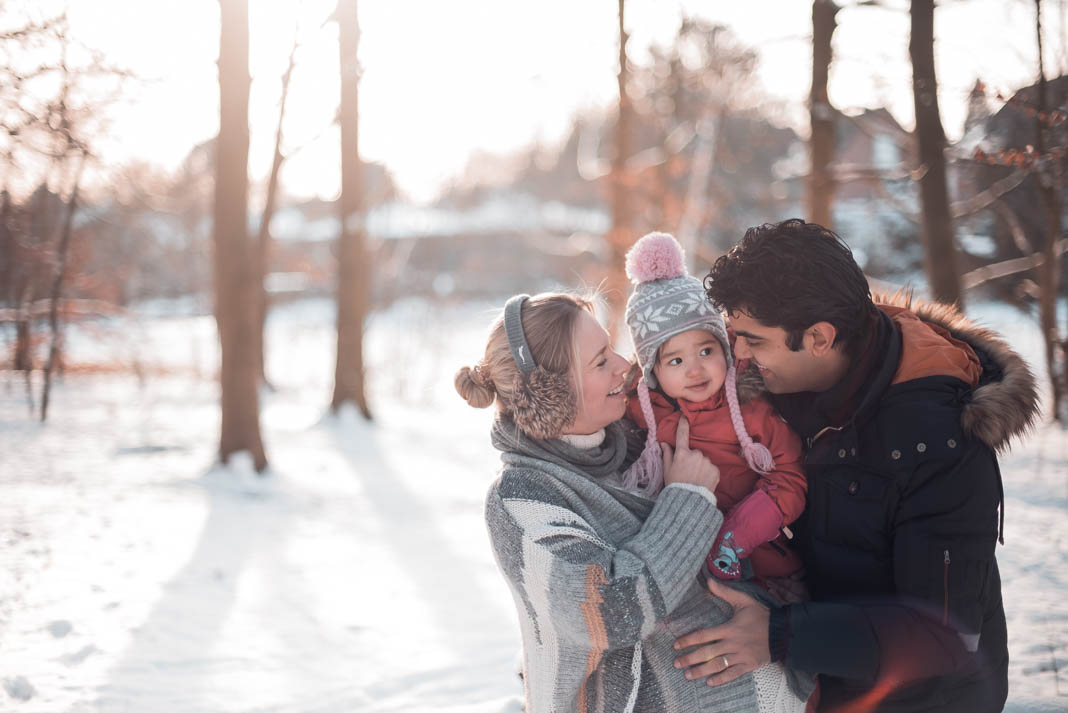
<box><xmin>805</xmin><ymin>424</ymin><xmax>845</xmax><ymax>449</ymax></box>
<box><xmin>942</xmin><ymin>549</ymin><xmax>951</xmax><ymax>626</ymax></box>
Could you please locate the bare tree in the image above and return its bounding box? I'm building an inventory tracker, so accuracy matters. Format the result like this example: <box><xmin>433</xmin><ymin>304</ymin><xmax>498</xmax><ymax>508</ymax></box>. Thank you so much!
<box><xmin>214</xmin><ymin>0</ymin><xmax>267</xmax><ymax>470</ymax></box>
<box><xmin>808</xmin><ymin>0</ymin><xmax>839</xmax><ymax>227</ymax></box>
<box><xmin>254</xmin><ymin>25</ymin><xmax>300</xmax><ymax>389</ymax></box>
<box><xmin>910</xmin><ymin>0</ymin><xmax>962</xmax><ymax>306</ymax></box>
<box><xmin>331</xmin><ymin>0</ymin><xmax>372</xmax><ymax>418</ymax></box>
<box><xmin>40</xmin><ymin>153</ymin><xmax>85</xmax><ymax>422</ymax></box>
<box><xmin>604</xmin><ymin>0</ymin><xmax>631</xmax><ymax>341</ymax></box>
<box><xmin>626</xmin><ymin>21</ymin><xmax>766</xmax><ymax>263</ymax></box>
<box><xmin>1033</xmin><ymin>0</ymin><xmax>1066</xmax><ymax>418</ymax></box>
<box><xmin>38</xmin><ymin>31</ymin><xmax>92</xmax><ymax>421</ymax></box>
<box><xmin>674</xmin><ymin>23</ymin><xmax>753</xmax><ymax>273</ymax></box>
<box><xmin>0</xmin><ymin>10</ymin><xmax>127</xmax><ymax>420</ymax></box>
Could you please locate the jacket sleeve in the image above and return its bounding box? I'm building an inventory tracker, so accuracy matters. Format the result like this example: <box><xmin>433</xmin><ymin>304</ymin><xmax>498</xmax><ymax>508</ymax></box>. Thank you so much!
<box><xmin>776</xmin><ymin>441</ymin><xmax>1000</xmax><ymax>685</ymax></box>
<box><xmin>747</xmin><ymin>399</ymin><xmax>807</xmax><ymax>525</ymax></box>
<box><xmin>486</xmin><ymin>475</ymin><xmax>723</xmax><ymax>652</ymax></box>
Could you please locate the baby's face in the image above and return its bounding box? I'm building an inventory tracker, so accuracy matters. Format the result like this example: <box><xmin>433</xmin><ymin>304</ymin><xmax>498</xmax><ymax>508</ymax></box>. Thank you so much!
<box><xmin>652</xmin><ymin>330</ymin><xmax>727</xmax><ymax>403</ymax></box>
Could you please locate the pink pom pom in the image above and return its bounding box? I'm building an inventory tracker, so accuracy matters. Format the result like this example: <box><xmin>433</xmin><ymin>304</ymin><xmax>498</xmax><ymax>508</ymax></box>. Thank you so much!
<box><xmin>625</xmin><ymin>232</ymin><xmax>686</xmax><ymax>284</ymax></box>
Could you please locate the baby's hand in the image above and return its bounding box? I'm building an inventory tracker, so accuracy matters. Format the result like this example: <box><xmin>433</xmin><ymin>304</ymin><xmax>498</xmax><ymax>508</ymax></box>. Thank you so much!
<box><xmin>707</xmin><ymin>531</ymin><xmax>743</xmax><ymax>580</ymax></box>
<box><xmin>662</xmin><ymin>417</ymin><xmax>721</xmax><ymax>491</ymax></box>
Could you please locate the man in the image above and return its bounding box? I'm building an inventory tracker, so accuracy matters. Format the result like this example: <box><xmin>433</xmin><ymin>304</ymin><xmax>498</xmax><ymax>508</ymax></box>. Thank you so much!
<box><xmin>672</xmin><ymin>219</ymin><xmax>1037</xmax><ymax>712</ymax></box>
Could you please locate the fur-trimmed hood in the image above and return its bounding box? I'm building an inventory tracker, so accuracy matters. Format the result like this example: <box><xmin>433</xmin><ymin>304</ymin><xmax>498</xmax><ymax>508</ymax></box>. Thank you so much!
<box><xmin>875</xmin><ymin>291</ymin><xmax>1040</xmax><ymax>453</ymax></box>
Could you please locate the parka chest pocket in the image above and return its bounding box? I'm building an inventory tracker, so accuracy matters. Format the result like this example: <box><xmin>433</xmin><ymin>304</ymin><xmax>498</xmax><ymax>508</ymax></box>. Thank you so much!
<box><xmin>819</xmin><ymin>469</ymin><xmax>893</xmax><ymax>553</ymax></box>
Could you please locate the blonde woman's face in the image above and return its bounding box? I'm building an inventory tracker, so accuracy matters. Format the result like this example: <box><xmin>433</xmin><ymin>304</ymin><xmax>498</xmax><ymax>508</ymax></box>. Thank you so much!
<box><xmin>563</xmin><ymin>311</ymin><xmax>630</xmax><ymax>436</ymax></box>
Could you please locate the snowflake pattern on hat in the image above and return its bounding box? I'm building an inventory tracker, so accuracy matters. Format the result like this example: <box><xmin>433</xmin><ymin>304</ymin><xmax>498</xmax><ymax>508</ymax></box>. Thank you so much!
<box><xmin>632</xmin><ymin>305</ymin><xmax>667</xmax><ymax>340</ymax></box>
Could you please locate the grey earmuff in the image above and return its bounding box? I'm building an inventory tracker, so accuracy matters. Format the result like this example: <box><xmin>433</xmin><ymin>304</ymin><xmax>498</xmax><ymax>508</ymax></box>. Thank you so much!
<box><xmin>503</xmin><ymin>295</ymin><xmax>577</xmax><ymax>440</ymax></box>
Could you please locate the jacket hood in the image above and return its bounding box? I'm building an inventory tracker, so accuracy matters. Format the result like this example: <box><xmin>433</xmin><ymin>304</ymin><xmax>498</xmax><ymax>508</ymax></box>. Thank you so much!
<box><xmin>875</xmin><ymin>291</ymin><xmax>1040</xmax><ymax>453</ymax></box>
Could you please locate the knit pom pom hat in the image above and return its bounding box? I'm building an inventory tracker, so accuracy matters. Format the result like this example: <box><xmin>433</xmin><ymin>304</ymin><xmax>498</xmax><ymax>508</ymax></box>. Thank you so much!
<box><xmin>624</xmin><ymin>231</ymin><xmax>730</xmax><ymax>386</ymax></box>
<box><xmin>620</xmin><ymin>232</ymin><xmax>774</xmax><ymax>494</ymax></box>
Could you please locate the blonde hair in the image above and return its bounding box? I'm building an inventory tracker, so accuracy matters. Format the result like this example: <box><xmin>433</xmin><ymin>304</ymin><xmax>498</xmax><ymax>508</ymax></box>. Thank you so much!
<box><xmin>455</xmin><ymin>292</ymin><xmax>594</xmax><ymax>437</ymax></box>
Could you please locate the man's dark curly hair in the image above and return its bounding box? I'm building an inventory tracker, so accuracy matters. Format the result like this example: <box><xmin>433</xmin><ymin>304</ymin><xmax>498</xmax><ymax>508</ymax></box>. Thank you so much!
<box><xmin>704</xmin><ymin>219</ymin><xmax>877</xmax><ymax>353</ymax></box>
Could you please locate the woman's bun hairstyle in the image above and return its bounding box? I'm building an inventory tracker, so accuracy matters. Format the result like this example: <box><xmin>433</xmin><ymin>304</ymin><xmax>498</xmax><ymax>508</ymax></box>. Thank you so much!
<box><xmin>454</xmin><ymin>365</ymin><xmax>496</xmax><ymax>409</ymax></box>
<box><xmin>455</xmin><ymin>292</ymin><xmax>593</xmax><ymax>440</ymax></box>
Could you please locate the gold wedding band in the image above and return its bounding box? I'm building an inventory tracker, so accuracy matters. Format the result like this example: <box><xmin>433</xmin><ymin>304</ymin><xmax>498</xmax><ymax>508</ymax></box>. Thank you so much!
<box><xmin>721</xmin><ymin>655</ymin><xmax>729</xmax><ymax>669</ymax></box>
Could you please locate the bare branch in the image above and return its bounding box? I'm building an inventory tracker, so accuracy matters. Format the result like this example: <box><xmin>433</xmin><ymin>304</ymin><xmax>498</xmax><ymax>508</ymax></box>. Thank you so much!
<box><xmin>0</xmin><ymin>13</ymin><xmax>66</xmax><ymax>43</ymax></box>
<box><xmin>992</xmin><ymin>198</ymin><xmax>1034</xmax><ymax>253</ymax></box>
<box><xmin>831</xmin><ymin>162</ymin><xmax>1030</xmax><ymax>227</ymax></box>
<box><xmin>40</xmin><ymin>150</ymin><xmax>86</xmax><ymax>421</ymax></box>
<box><xmin>951</xmin><ymin>169</ymin><xmax>1028</xmax><ymax>219</ymax></box>
<box><xmin>832</xmin><ymin>162</ymin><xmax>914</xmax><ymax>182</ymax></box>
<box><xmin>0</xmin><ymin>297</ymin><xmax>124</xmax><ymax>323</ymax></box>
<box><xmin>961</xmin><ymin>237</ymin><xmax>1068</xmax><ymax>290</ymax></box>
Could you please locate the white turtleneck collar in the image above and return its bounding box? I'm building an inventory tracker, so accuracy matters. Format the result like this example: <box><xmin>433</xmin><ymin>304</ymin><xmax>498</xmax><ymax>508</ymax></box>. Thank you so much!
<box><xmin>558</xmin><ymin>429</ymin><xmax>606</xmax><ymax>449</ymax></box>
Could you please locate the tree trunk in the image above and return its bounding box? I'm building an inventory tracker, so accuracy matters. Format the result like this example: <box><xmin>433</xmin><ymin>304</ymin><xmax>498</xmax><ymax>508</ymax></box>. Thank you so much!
<box><xmin>808</xmin><ymin>0</ymin><xmax>838</xmax><ymax>228</ymax></box>
<box><xmin>678</xmin><ymin>114</ymin><xmax>718</xmax><ymax>276</ymax></box>
<box><xmin>1034</xmin><ymin>0</ymin><xmax>1066</xmax><ymax>419</ymax></box>
<box><xmin>40</xmin><ymin>155</ymin><xmax>85</xmax><ymax>422</ymax></box>
<box><xmin>910</xmin><ymin>0</ymin><xmax>962</xmax><ymax>307</ymax></box>
<box><xmin>605</xmin><ymin>0</ymin><xmax>630</xmax><ymax>342</ymax></box>
<box><xmin>214</xmin><ymin>0</ymin><xmax>267</xmax><ymax>471</ymax></box>
<box><xmin>331</xmin><ymin>0</ymin><xmax>372</xmax><ymax>418</ymax></box>
<box><xmin>254</xmin><ymin>35</ymin><xmax>299</xmax><ymax>389</ymax></box>
<box><xmin>15</xmin><ymin>315</ymin><xmax>32</xmax><ymax>412</ymax></box>
<box><xmin>0</xmin><ymin>190</ymin><xmax>11</xmax><ymax>312</ymax></box>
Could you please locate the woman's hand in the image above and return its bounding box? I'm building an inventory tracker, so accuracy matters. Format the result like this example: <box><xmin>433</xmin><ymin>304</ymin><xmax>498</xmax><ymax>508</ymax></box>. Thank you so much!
<box><xmin>661</xmin><ymin>417</ymin><xmax>721</xmax><ymax>491</ymax></box>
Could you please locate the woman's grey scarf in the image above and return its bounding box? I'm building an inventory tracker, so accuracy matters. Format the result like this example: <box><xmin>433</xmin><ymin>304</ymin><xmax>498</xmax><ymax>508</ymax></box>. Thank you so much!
<box><xmin>491</xmin><ymin>417</ymin><xmax>632</xmax><ymax>479</ymax></box>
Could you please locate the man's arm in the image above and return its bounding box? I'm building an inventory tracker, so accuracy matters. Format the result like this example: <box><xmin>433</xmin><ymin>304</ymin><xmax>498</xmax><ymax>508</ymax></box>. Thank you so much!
<box><xmin>675</xmin><ymin>440</ymin><xmax>1001</xmax><ymax>686</ymax></box>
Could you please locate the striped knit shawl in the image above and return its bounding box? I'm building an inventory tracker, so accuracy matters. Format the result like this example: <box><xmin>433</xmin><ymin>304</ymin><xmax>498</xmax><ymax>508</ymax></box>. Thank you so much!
<box><xmin>485</xmin><ymin>417</ymin><xmax>814</xmax><ymax>713</ymax></box>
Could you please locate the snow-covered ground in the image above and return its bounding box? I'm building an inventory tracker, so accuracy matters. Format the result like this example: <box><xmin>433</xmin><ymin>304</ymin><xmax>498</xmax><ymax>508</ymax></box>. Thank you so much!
<box><xmin>1</xmin><ymin>296</ymin><xmax>1066</xmax><ymax>712</ymax></box>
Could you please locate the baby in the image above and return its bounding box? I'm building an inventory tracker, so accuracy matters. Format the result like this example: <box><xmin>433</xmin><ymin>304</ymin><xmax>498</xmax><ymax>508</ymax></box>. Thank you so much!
<box><xmin>622</xmin><ymin>232</ymin><xmax>806</xmax><ymax>581</ymax></box>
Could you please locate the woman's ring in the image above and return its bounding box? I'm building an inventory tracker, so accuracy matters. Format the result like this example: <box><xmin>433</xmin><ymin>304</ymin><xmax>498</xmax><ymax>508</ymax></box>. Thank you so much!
<box><xmin>721</xmin><ymin>655</ymin><xmax>729</xmax><ymax>669</ymax></box>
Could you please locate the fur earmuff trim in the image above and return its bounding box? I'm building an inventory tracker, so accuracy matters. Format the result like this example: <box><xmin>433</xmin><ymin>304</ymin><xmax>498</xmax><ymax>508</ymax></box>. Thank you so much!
<box><xmin>509</xmin><ymin>366</ymin><xmax>578</xmax><ymax>441</ymax></box>
<box><xmin>876</xmin><ymin>291</ymin><xmax>1041</xmax><ymax>452</ymax></box>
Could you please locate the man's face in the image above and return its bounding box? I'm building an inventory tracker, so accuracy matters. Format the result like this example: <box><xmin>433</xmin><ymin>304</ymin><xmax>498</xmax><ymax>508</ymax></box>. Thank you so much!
<box><xmin>728</xmin><ymin>310</ymin><xmax>823</xmax><ymax>394</ymax></box>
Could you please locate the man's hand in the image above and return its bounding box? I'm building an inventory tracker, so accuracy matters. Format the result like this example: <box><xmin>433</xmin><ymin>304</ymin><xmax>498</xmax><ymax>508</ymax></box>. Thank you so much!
<box><xmin>673</xmin><ymin>578</ymin><xmax>772</xmax><ymax>686</ymax></box>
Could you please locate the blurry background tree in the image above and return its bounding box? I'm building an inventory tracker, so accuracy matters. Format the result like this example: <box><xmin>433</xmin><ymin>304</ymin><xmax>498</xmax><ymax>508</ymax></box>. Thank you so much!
<box><xmin>331</xmin><ymin>0</ymin><xmax>372</xmax><ymax>419</ymax></box>
<box><xmin>1031</xmin><ymin>0</ymin><xmax>1066</xmax><ymax>419</ymax></box>
<box><xmin>0</xmin><ymin>10</ymin><xmax>127</xmax><ymax>419</ymax></box>
<box><xmin>607</xmin><ymin>20</ymin><xmax>774</xmax><ymax>252</ymax></box>
<box><xmin>3</xmin><ymin>2</ymin><xmax>1066</xmax><ymax>431</ymax></box>
<box><xmin>603</xmin><ymin>0</ymin><xmax>630</xmax><ymax>340</ymax></box>
<box><xmin>213</xmin><ymin>0</ymin><xmax>267</xmax><ymax>470</ymax></box>
<box><xmin>808</xmin><ymin>0</ymin><xmax>839</xmax><ymax>228</ymax></box>
<box><xmin>592</xmin><ymin>9</ymin><xmax>775</xmax><ymax>336</ymax></box>
<box><xmin>910</xmin><ymin>0</ymin><xmax>962</xmax><ymax>307</ymax></box>
<box><xmin>253</xmin><ymin>20</ymin><xmax>301</xmax><ymax>390</ymax></box>
<box><xmin>964</xmin><ymin>0</ymin><xmax>1068</xmax><ymax>420</ymax></box>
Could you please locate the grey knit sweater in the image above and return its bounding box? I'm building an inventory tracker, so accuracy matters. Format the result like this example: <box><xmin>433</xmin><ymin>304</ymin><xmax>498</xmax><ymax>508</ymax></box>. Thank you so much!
<box><xmin>485</xmin><ymin>418</ymin><xmax>813</xmax><ymax>713</ymax></box>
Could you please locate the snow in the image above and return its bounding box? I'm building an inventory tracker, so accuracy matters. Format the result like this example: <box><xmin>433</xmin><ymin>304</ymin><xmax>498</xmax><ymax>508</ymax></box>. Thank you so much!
<box><xmin>269</xmin><ymin>197</ymin><xmax>609</xmax><ymax>243</ymax></box>
<box><xmin>4</xmin><ymin>676</ymin><xmax>35</xmax><ymax>702</ymax></box>
<box><xmin>2</xmin><ymin>296</ymin><xmax>1067</xmax><ymax>712</ymax></box>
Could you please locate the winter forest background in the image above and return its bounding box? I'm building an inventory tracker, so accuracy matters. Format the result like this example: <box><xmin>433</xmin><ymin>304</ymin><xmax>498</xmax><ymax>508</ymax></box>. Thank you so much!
<box><xmin>2</xmin><ymin>1</ymin><xmax>1068</xmax><ymax>711</ymax></box>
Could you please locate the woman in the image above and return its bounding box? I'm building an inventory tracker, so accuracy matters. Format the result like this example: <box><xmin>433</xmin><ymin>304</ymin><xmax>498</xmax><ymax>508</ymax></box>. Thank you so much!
<box><xmin>455</xmin><ymin>292</ymin><xmax>812</xmax><ymax>713</ymax></box>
